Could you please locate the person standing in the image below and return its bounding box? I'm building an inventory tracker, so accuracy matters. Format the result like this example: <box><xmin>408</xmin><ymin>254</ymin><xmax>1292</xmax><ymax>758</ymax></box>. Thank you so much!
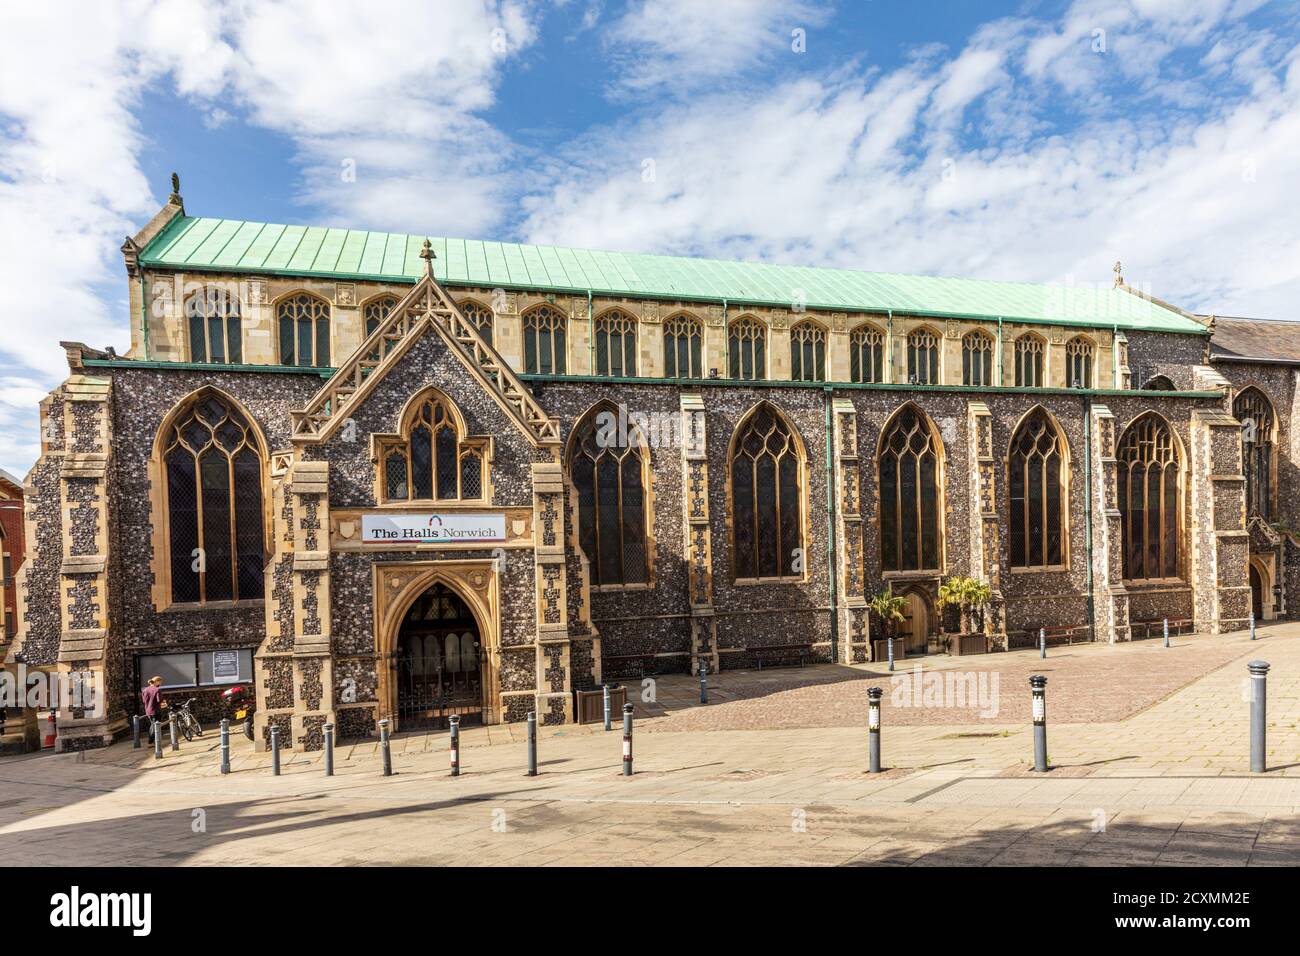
<box><xmin>141</xmin><ymin>675</ymin><xmax>168</xmax><ymax>737</ymax></box>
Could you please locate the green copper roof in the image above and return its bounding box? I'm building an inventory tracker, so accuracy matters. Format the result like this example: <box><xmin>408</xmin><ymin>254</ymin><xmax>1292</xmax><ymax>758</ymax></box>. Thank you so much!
<box><xmin>139</xmin><ymin>215</ymin><xmax>1208</xmax><ymax>334</ymax></box>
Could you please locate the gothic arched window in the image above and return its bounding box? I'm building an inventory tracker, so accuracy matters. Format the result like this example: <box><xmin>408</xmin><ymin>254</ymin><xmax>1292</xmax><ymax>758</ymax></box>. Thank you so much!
<box><xmin>789</xmin><ymin>320</ymin><xmax>826</xmax><ymax>382</ymax></box>
<box><xmin>185</xmin><ymin>287</ymin><xmax>242</xmax><ymax>364</ymax></box>
<box><xmin>522</xmin><ymin>304</ymin><xmax>567</xmax><ymax>374</ymax></box>
<box><xmin>1142</xmin><ymin>375</ymin><xmax>1176</xmax><ymax>391</ymax></box>
<box><xmin>879</xmin><ymin>405</ymin><xmax>942</xmax><ymax>572</ymax></box>
<box><xmin>595</xmin><ymin>309</ymin><xmax>637</xmax><ymax>376</ymax></box>
<box><xmin>277</xmin><ymin>292</ymin><xmax>331</xmax><ymax>367</ymax></box>
<box><xmin>730</xmin><ymin>403</ymin><xmax>804</xmax><ymax>580</ymax></box>
<box><xmin>663</xmin><ymin>313</ymin><xmax>703</xmax><ymax>378</ymax></box>
<box><xmin>1014</xmin><ymin>333</ymin><xmax>1045</xmax><ymax>387</ymax></box>
<box><xmin>728</xmin><ymin>316</ymin><xmax>767</xmax><ymax>380</ymax></box>
<box><xmin>1117</xmin><ymin>413</ymin><xmax>1180</xmax><ymax>581</ymax></box>
<box><xmin>162</xmin><ymin>392</ymin><xmax>265</xmax><ymax>604</ymax></box>
<box><xmin>569</xmin><ymin>405</ymin><xmax>649</xmax><ymax>586</ymax></box>
<box><xmin>1234</xmin><ymin>387</ymin><xmax>1275</xmax><ymax>520</ymax></box>
<box><xmin>363</xmin><ymin>295</ymin><xmax>398</xmax><ymax>339</ymax></box>
<box><xmin>962</xmin><ymin>331</ymin><xmax>993</xmax><ymax>386</ymax></box>
<box><xmin>1065</xmin><ymin>335</ymin><xmax>1094</xmax><ymax>388</ymax></box>
<box><xmin>850</xmin><ymin>324</ymin><xmax>884</xmax><ymax>383</ymax></box>
<box><xmin>907</xmin><ymin>328</ymin><xmax>940</xmax><ymax>384</ymax></box>
<box><xmin>459</xmin><ymin>298</ymin><xmax>494</xmax><ymax>347</ymax></box>
<box><xmin>381</xmin><ymin>391</ymin><xmax>486</xmax><ymax>502</ymax></box>
<box><xmin>1009</xmin><ymin>409</ymin><xmax>1066</xmax><ymax>568</ymax></box>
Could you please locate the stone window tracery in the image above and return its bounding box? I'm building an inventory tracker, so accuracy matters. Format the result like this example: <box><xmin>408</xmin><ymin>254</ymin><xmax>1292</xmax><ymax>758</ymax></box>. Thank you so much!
<box><xmin>522</xmin><ymin>304</ymin><xmax>567</xmax><ymax>374</ymax></box>
<box><xmin>962</xmin><ymin>331</ymin><xmax>994</xmax><ymax>387</ymax></box>
<box><xmin>1117</xmin><ymin>413</ymin><xmax>1181</xmax><ymax>581</ymax></box>
<box><xmin>879</xmin><ymin>405</ymin><xmax>942</xmax><ymax>572</ymax></box>
<box><xmin>277</xmin><ymin>291</ymin><xmax>331</xmax><ymax>367</ymax></box>
<box><xmin>595</xmin><ymin>309</ymin><xmax>637</xmax><ymax>377</ymax></box>
<box><xmin>1009</xmin><ymin>409</ymin><xmax>1065</xmax><ymax>568</ymax></box>
<box><xmin>789</xmin><ymin>320</ymin><xmax>826</xmax><ymax>382</ymax></box>
<box><xmin>907</xmin><ymin>328</ymin><xmax>940</xmax><ymax>385</ymax></box>
<box><xmin>162</xmin><ymin>393</ymin><xmax>265</xmax><ymax>604</ymax></box>
<box><xmin>730</xmin><ymin>403</ymin><xmax>804</xmax><ymax>580</ymax></box>
<box><xmin>850</xmin><ymin>324</ymin><xmax>884</xmax><ymax>383</ymax></box>
<box><xmin>728</xmin><ymin>316</ymin><xmax>766</xmax><ymax>380</ymax></box>
<box><xmin>569</xmin><ymin>405</ymin><xmax>649</xmax><ymax>586</ymax></box>
<box><xmin>185</xmin><ymin>287</ymin><xmax>242</xmax><ymax>364</ymax></box>
<box><xmin>380</xmin><ymin>391</ymin><xmax>486</xmax><ymax>503</ymax></box>
<box><xmin>663</xmin><ymin>313</ymin><xmax>704</xmax><ymax>378</ymax></box>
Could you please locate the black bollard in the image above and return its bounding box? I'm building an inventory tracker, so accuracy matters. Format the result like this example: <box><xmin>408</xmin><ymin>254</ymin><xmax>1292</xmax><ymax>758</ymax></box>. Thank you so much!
<box><xmin>132</xmin><ymin>714</ymin><xmax>141</xmax><ymax>750</ymax></box>
<box><xmin>1030</xmin><ymin>676</ymin><xmax>1048</xmax><ymax>772</ymax></box>
<box><xmin>168</xmin><ymin>712</ymin><xmax>179</xmax><ymax>751</ymax></box>
<box><xmin>1039</xmin><ymin>627</ymin><xmax>1046</xmax><ymax>659</ymax></box>
<box><xmin>152</xmin><ymin>719</ymin><xmax>162</xmax><ymax>760</ymax></box>
<box><xmin>622</xmin><ymin>703</ymin><xmax>634</xmax><ymax>776</ymax></box>
<box><xmin>887</xmin><ymin>636</ymin><xmax>895</xmax><ymax>672</ymax></box>
<box><xmin>270</xmin><ymin>724</ymin><xmax>281</xmax><ymax>776</ymax></box>
<box><xmin>324</xmin><ymin>722</ymin><xmax>334</xmax><ymax>776</ymax></box>
<box><xmin>603</xmin><ymin>683</ymin><xmax>611</xmax><ymax>732</ymax></box>
<box><xmin>699</xmin><ymin>658</ymin><xmax>709</xmax><ymax>705</ymax></box>
<box><xmin>526</xmin><ymin>711</ymin><xmax>537</xmax><ymax>777</ymax></box>
<box><xmin>1163</xmin><ymin>617</ymin><xmax>1170</xmax><ymax>648</ymax></box>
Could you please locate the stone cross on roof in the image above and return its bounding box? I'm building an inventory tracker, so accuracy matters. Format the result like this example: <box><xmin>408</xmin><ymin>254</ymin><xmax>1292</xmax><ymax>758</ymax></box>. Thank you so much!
<box><xmin>420</xmin><ymin>238</ymin><xmax>436</xmax><ymax>277</ymax></box>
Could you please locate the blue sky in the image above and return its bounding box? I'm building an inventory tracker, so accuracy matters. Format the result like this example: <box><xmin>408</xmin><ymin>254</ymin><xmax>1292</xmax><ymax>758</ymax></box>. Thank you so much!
<box><xmin>2</xmin><ymin>0</ymin><xmax>1299</xmax><ymax>477</ymax></box>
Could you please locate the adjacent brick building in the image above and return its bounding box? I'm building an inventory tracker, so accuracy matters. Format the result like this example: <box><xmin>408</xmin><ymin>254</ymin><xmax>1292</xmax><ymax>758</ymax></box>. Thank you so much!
<box><xmin>1</xmin><ymin>179</ymin><xmax>1291</xmax><ymax>753</ymax></box>
<box><xmin>0</xmin><ymin>468</ymin><xmax>23</xmax><ymax>653</ymax></box>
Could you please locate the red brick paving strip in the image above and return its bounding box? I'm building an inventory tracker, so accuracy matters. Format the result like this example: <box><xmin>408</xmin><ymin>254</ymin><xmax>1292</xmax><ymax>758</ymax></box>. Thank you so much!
<box><xmin>639</xmin><ymin>638</ymin><xmax>1260</xmax><ymax>732</ymax></box>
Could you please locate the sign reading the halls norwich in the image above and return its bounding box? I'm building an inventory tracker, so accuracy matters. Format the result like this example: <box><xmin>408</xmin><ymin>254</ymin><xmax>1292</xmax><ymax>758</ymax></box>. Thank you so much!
<box><xmin>361</xmin><ymin>513</ymin><xmax>508</xmax><ymax>543</ymax></box>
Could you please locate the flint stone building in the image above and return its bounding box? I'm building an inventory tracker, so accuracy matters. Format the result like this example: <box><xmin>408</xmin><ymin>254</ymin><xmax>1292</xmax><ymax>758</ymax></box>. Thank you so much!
<box><xmin>2</xmin><ymin>182</ymin><xmax>1295</xmax><ymax>753</ymax></box>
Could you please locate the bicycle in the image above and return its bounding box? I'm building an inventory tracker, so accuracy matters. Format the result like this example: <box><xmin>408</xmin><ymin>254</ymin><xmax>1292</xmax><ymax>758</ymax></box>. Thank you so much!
<box><xmin>169</xmin><ymin>697</ymin><xmax>204</xmax><ymax>741</ymax></box>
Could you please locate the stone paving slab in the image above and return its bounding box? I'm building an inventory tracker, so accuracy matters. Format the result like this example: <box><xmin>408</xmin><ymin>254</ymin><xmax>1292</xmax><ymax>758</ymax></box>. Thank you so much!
<box><xmin>0</xmin><ymin>624</ymin><xmax>1296</xmax><ymax>866</ymax></box>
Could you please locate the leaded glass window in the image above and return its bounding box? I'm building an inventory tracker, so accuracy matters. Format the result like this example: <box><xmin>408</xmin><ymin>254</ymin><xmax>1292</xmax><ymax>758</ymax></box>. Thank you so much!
<box><xmin>460</xmin><ymin>299</ymin><xmax>494</xmax><ymax>347</ymax></box>
<box><xmin>789</xmin><ymin>320</ymin><xmax>826</xmax><ymax>382</ymax></box>
<box><xmin>522</xmin><ymin>305</ymin><xmax>567</xmax><ymax>374</ymax></box>
<box><xmin>570</xmin><ymin>407</ymin><xmax>648</xmax><ymax>586</ymax></box>
<box><xmin>1065</xmin><ymin>335</ymin><xmax>1094</xmax><ymax>388</ymax></box>
<box><xmin>962</xmin><ymin>331</ymin><xmax>993</xmax><ymax>387</ymax></box>
<box><xmin>907</xmin><ymin>329</ymin><xmax>940</xmax><ymax>385</ymax></box>
<box><xmin>185</xmin><ymin>287</ymin><xmax>242</xmax><ymax>364</ymax></box>
<box><xmin>1009</xmin><ymin>410</ymin><xmax>1065</xmax><ymax>568</ymax></box>
<box><xmin>163</xmin><ymin>393</ymin><xmax>265</xmax><ymax>604</ymax></box>
<box><xmin>1015</xmin><ymin>334</ymin><xmax>1045</xmax><ymax>387</ymax></box>
<box><xmin>850</xmin><ymin>324</ymin><xmax>884</xmax><ymax>383</ymax></box>
<box><xmin>1117</xmin><ymin>413</ymin><xmax>1180</xmax><ymax>581</ymax></box>
<box><xmin>1234</xmin><ymin>387</ymin><xmax>1274</xmax><ymax>520</ymax></box>
<box><xmin>879</xmin><ymin>406</ymin><xmax>942</xmax><ymax>572</ymax></box>
<box><xmin>663</xmin><ymin>313</ymin><xmax>703</xmax><ymax>378</ymax></box>
<box><xmin>277</xmin><ymin>292</ymin><xmax>331</xmax><ymax>367</ymax></box>
<box><xmin>381</xmin><ymin>392</ymin><xmax>485</xmax><ymax>503</ymax></box>
<box><xmin>731</xmin><ymin>404</ymin><xmax>803</xmax><ymax>580</ymax></box>
<box><xmin>595</xmin><ymin>310</ymin><xmax>637</xmax><ymax>377</ymax></box>
<box><xmin>728</xmin><ymin>317</ymin><xmax>766</xmax><ymax>380</ymax></box>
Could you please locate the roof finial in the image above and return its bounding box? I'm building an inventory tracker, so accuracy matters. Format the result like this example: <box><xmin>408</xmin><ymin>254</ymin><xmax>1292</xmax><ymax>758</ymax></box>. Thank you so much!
<box><xmin>420</xmin><ymin>238</ymin><xmax>436</xmax><ymax>277</ymax></box>
<box><xmin>169</xmin><ymin>172</ymin><xmax>182</xmax><ymax>206</ymax></box>
<box><xmin>1113</xmin><ymin>259</ymin><xmax>1124</xmax><ymax>287</ymax></box>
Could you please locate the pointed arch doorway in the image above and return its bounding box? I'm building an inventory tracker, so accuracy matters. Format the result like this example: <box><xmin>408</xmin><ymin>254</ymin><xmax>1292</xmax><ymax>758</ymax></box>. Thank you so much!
<box><xmin>396</xmin><ymin>583</ymin><xmax>483</xmax><ymax>730</ymax></box>
<box><xmin>374</xmin><ymin>560</ymin><xmax>501</xmax><ymax>732</ymax></box>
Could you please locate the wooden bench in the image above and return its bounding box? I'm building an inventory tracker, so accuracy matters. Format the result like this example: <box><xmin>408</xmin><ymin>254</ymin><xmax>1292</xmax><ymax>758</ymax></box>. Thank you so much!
<box><xmin>1018</xmin><ymin>624</ymin><xmax>1088</xmax><ymax>649</ymax></box>
<box><xmin>602</xmin><ymin>654</ymin><xmax>658</xmax><ymax>679</ymax></box>
<box><xmin>751</xmin><ymin>643</ymin><xmax>813</xmax><ymax>670</ymax></box>
<box><xmin>1131</xmin><ymin>617</ymin><xmax>1192</xmax><ymax>640</ymax></box>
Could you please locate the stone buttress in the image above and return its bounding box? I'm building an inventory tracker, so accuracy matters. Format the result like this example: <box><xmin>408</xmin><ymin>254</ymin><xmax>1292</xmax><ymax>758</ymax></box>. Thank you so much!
<box><xmin>1189</xmin><ymin>408</ymin><xmax>1251</xmax><ymax>633</ymax></box>
<box><xmin>967</xmin><ymin>400</ymin><xmax>1007</xmax><ymax>647</ymax></box>
<box><xmin>831</xmin><ymin>398</ymin><xmax>869</xmax><ymax>664</ymax></box>
<box><xmin>681</xmin><ymin>393</ymin><xmax>718</xmax><ymax>675</ymax></box>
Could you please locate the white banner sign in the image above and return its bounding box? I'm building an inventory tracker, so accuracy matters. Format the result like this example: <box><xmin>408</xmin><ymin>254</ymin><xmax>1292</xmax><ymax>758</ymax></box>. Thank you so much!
<box><xmin>362</xmin><ymin>513</ymin><xmax>507</xmax><ymax>544</ymax></box>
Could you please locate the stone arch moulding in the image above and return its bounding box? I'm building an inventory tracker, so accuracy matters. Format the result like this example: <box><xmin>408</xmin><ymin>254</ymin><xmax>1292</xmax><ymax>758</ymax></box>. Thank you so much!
<box><xmin>372</xmin><ymin>559</ymin><xmax>502</xmax><ymax>729</ymax></box>
<box><xmin>147</xmin><ymin>385</ymin><xmax>273</xmax><ymax>612</ymax></box>
<box><xmin>874</xmin><ymin>400</ymin><xmax>947</xmax><ymax>578</ymax></box>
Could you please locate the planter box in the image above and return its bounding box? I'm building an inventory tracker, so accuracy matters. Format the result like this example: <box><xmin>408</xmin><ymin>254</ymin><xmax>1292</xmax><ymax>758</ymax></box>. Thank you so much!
<box><xmin>574</xmin><ymin>685</ymin><xmax>626</xmax><ymax>725</ymax></box>
<box><xmin>870</xmin><ymin>639</ymin><xmax>907</xmax><ymax>663</ymax></box>
<box><xmin>950</xmin><ymin>633</ymin><xmax>988</xmax><ymax>657</ymax></box>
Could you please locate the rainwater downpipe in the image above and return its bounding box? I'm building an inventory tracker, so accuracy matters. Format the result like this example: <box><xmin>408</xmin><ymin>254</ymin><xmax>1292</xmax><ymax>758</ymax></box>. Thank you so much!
<box><xmin>1083</xmin><ymin>392</ymin><xmax>1096</xmax><ymax>641</ymax></box>
<box><xmin>886</xmin><ymin>310</ymin><xmax>894</xmax><ymax>383</ymax></box>
<box><xmin>996</xmin><ymin>316</ymin><xmax>1004</xmax><ymax>385</ymax></box>
<box><xmin>140</xmin><ymin>271</ymin><xmax>151</xmax><ymax>361</ymax></box>
<box><xmin>824</xmin><ymin>386</ymin><xmax>840</xmax><ymax>664</ymax></box>
<box><xmin>587</xmin><ymin>290</ymin><xmax>594</xmax><ymax>372</ymax></box>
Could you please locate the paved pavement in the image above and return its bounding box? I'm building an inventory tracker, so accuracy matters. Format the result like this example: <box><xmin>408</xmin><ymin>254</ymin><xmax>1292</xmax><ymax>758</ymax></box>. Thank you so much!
<box><xmin>0</xmin><ymin>623</ymin><xmax>1296</xmax><ymax>866</ymax></box>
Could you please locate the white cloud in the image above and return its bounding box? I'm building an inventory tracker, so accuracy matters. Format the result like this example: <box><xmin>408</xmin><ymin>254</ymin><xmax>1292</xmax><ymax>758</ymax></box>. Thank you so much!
<box><xmin>521</xmin><ymin>0</ymin><xmax>1300</xmax><ymax>327</ymax></box>
<box><xmin>0</xmin><ymin>0</ymin><xmax>537</xmax><ymax>476</ymax></box>
<box><xmin>601</xmin><ymin>0</ymin><xmax>829</xmax><ymax>97</ymax></box>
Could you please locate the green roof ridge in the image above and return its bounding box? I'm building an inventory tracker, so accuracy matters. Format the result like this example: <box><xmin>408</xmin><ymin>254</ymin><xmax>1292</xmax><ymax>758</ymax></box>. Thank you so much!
<box><xmin>137</xmin><ymin>215</ymin><xmax>1207</xmax><ymax>334</ymax></box>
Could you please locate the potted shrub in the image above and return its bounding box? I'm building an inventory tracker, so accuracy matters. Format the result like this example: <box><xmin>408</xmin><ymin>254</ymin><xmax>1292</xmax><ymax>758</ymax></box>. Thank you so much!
<box><xmin>868</xmin><ymin>590</ymin><xmax>907</xmax><ymax>663</ymax></box>
<box><xmin>937</xmin><ymin>576</ymin><xmax>992</xmax><ymax>656</ymax></box>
